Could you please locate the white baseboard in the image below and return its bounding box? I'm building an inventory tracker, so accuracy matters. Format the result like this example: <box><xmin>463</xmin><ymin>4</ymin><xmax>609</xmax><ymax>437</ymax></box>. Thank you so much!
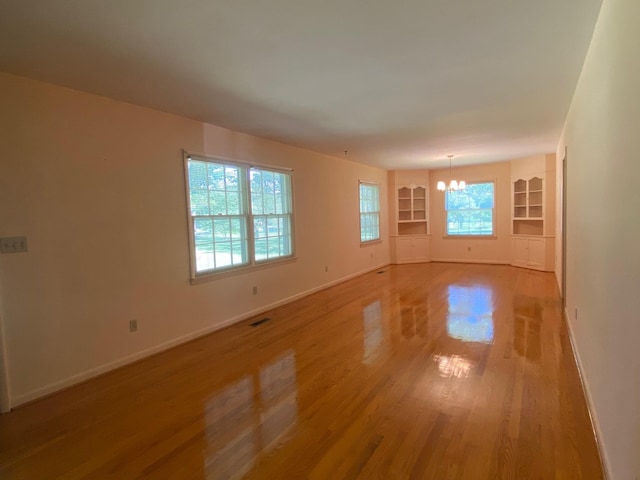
<box><xmin>11</xmin><ymin>262</ymin><xmax>389</xmax><ymax>408</ymax></box>
<box><xmin>430</xmin><ymin>257</ymin><xmax>511</xmax><ymax>265</ymax></box>
<box><xmin>564</xmin><ymin>308</ymin><xmax>612</xmax><ymax>480</ymax></box>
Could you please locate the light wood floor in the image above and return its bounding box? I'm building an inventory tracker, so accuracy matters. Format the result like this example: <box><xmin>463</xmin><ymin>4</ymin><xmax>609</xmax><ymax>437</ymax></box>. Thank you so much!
<box><xmin>0</xmin><ymin>263</ymin><xmax>603</xmax><ymax>479</ymax></box>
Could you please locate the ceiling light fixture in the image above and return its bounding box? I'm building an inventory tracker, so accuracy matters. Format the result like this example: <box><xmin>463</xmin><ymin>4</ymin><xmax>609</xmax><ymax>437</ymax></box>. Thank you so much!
<box><xmin>437</xmin><ymin>155</ymin><xmax>466</xmax><ymax>192</ymax></box>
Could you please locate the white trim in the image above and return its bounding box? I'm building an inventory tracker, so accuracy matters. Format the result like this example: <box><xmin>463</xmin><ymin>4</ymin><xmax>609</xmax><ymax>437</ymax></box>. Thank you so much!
<box><xmin>430</xmin><ymin>258</ymin><xmax>511</xmax><ymax>265</ymax></box>
<box><xmin>184</xmin><ymin>149</ymin><xmax>293</xmax><ymax>173</ymax></box>
<box><xmin>12</xmin><ymin>262</ymin><xmax>389</xmax><ymax>407</ymax></box>
<box><xmin>0</xmin><ymin>312</ymin><xmax>11</xmax><ymax>413</ymax></box>
<box><xmin>564</xmin><ymin>308</ymin><xmax>611</xmax><ymax>480</ymax></box>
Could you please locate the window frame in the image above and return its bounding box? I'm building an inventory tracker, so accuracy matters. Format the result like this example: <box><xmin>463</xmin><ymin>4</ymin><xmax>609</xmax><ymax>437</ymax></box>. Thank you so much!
<box><xmin>444</xmin><ymin>180</ymin><xmax>496</xmax><ymax>238</ymax></box>
<box><xmin>183</xmin><ymin>151</ymin><xmax>296</xmax><ymax>282</ymax></box>
<box><xmin>359</xmin><ymin>181</ymin><xmax>381</xmax><ymax>245</ymax></box>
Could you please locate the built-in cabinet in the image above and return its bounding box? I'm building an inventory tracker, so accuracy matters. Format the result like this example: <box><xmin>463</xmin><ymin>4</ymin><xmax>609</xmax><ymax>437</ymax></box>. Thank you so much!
<box><xmin>512</xmin><ymin>236</ymin><xmax>547</xmax><ymax>270</ymax></box>
<box><xmin>396</xmin><ymin>236</ymin><xmax>429</xmax><ymax>263</ymax></box>
<box><xmin>510</xmin><ymin>155</ymin><xmax>555</xmax><ymax>271</ymax></box>
<box><xmin>389</xmin><ymin>171</ymin><xmax>430</xmax><ymax>264</ymax></box>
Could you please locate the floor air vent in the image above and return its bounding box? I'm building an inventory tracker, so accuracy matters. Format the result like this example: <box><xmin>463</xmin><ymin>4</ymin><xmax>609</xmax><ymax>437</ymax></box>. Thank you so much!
<box><xmin>377</xmin><ymin>270</ymin><xmax>386</xmax><ymax>274</ymax></box>
<box><xmin>249</xmin><ymin>317</ymin><xmax>271</xmax><ymax>327</ymax></box>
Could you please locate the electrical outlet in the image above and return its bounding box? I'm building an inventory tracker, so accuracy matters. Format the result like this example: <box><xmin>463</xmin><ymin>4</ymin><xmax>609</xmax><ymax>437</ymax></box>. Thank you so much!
<box><xmin>325</xmin><ymin>265</ymin><xmax>328</xmax><ymax>272</ymax></box>
<box><xmin>467</xmin><ymin>246</ymin><xmax>471</xmax><ymax>252</ymax></box>
<box><xmin>252</xmin><ymin>286</ymin><xmax>258</xmax><ymax>295</ymax></box>
<box><xmin>0</xmin><ymin>236</ymin><xmax>28</xmax><ymax>253</ymax></box>
<box><xmin>129</xmin><ymin>319</ymin><xmax>138</xmax><ymax>332</ymax></box>
<box><xmin>370</xmin><ymin>253</ymin><xmax>374</xmax><ymax>259</ymax></box>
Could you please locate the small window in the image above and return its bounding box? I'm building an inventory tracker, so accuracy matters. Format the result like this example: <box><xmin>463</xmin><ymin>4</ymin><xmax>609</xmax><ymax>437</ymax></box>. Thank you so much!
<box><xmin>359</xmin><ymin>182</ymin><xmax>380</xmax><ymax>243</ymax></box>
<box><xmin>446</xmin><ymin>182</ymin><xmax>495</xmax><ymax>236</ymax></box>
<box><xmin>186</xmin><ymin>154</ymin><xmax>294</xmax><ymax>277</ymax></box>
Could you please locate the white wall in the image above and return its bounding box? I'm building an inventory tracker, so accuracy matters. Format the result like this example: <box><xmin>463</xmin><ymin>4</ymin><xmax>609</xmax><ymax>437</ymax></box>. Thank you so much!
<box><xmin>0</xmin><ymin>73</ymin><xmax>389</xmax><ymax>406</ymax></box>
<box><xmin>556</xmin><ymin>0</ymin><xmax>640</xmax><ymax>477</ymax></box>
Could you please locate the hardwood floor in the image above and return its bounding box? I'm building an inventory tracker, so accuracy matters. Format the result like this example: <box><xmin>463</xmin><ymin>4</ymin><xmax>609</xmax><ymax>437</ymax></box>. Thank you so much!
<box><xmin>0</xmin><ymin>263</ymin><xmax>603</xmax><ymax>479</ymax></box>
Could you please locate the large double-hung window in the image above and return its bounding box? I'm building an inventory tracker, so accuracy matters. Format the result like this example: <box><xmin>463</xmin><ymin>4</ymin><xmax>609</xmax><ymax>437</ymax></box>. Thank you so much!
<box><xmin>185</xmin><ymin>153</ymin><xmax>294</xmax><ymax>278</ymax></box>
<box><xmin>446</xmin><ymin>182</ymin><xmax>495</xmax><ymax>236</ymax></box>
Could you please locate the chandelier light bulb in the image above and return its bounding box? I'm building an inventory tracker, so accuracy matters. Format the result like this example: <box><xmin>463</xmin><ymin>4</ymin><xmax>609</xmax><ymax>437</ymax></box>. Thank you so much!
<box><xmin>437</xmin><ymin>181</ymin><xmax>446</xmax><ymax>191</ymax></box>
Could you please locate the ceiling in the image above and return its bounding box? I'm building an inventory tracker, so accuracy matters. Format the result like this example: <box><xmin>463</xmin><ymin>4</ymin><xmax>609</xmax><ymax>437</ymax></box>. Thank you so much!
<box><xmin>0</xmin><ymin>0</ymin><xmax>602</xmax><ymax>169</ymax></box>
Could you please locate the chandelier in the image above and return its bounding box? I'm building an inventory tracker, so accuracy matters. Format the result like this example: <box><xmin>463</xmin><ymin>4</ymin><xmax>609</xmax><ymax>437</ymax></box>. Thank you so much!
<box><xmin>437</xmin><ymin>155</ymin><xmax>466</xmax><ymax>192</ymax></box>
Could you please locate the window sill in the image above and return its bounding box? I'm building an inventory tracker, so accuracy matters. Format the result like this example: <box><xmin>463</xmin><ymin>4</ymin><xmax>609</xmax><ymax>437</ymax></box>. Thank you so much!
<box><xmin>443</xmin><ymin>235</ymin><xmax>497</xmax><ymax>239</ymax></box>
<box><xmin>190</xmin><ymin>255</ymin><xmax>298</xmax><ymax>285</ymax></box>
<box><xmin>360</xmin><ymin>239</ymin><xmax>383</xmax><ymax>247</ymax></box>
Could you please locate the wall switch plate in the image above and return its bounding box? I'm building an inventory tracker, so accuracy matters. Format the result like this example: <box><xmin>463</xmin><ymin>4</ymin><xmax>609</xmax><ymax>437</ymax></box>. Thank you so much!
<box><xmin>252</xmin><ymin>286</ymin><xmax>258</xmax><ymax>295</ymax></box>
<box><xmin>129</xmin><ymin>319</ymin><xmax>138</xmax><ymax>332</ymax></box>
<box><xmin>0</xmin><ymin>236</ymin><xmax>28</xmax><ymax>253</ymax></box>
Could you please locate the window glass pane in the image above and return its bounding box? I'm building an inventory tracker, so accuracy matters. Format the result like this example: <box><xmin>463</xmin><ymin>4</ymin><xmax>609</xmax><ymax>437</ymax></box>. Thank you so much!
<box><xmin>188</xmin><ymin>160</ymin><xmax>209</xmax><ymax>215</ymax></box>
<box><xmin>267</xmin><ymin>237</ymin><xmax>280</xmax><ymax>256</ymax></box>
<box><xmin>267</xmin><ymin>217</ymin><xmax>279</xmax><ymax>237</ymax></box>
<box><xmin>225</xmin><ymin>166</ymin><xmax>239</xmax><ymax>191</ymax></box>
<box><xmin>255</xmin><ymin>238</ymin><xmax>267</xmax><ymax>261</ymax></box>
<box><xmin>208</xmin><ymin>164</ymin><xmax>226</xmax><ymax>190</ymax></box>
<box><xmin>281</xmin><ymin>235</ymin><xmax>291</xmax><ymax>256</ymax></box>
<box><xmin>254</xmin><ymin>216</ymin><xmax>266</xmax><ymax>239</ymax></box>
<box><xmin>250</xmin><ymin>170</ymin><xmax>263</xmax><ymax>215</ymax></box>
<box><xmin>213</xmin><ymin>218</ymin><xmax>230</xmax><ymax>242</ymax></box>
<box><xmin>273</xmin><ymin>173</ymin><xmax>283</xmax><ymax>214</ymax></box>
<box><xmin>215</xmin><ymin>245</ymin><xmax>232</xmax><ymax>269</ymax></box>
<box><xmin>226</xmin><ymin>191</ymin><xmax>240</xmax><ymax>215</ymax></box>
<box><xmin>209</xmin><ymin>190</ymin><xmax>227</xmax><ymax>215</ymax></box>
<box><xmin>263</xmin><ymin>171</ymin><xmax>276</xmax><ymax>214</ymax></box>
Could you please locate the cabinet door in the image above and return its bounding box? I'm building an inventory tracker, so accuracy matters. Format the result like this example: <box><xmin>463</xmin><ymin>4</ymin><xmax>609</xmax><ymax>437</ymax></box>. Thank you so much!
<box><xmin>513</xmin><ymin>237</ymin><xmax>529</xmax><ymax>265</ymax></box>
<box><xmin>528</xmin><ymin>238</ymin><xmax>545</xmax><ymax>268</ymax></box>
<box><xmin>397</xmin><ymin>237</ymin><xmax>414</xmax><ymax>262</ymax></box>
<box><xmin>411</xmin><ymin>236</ymin><xmax>429</xmax><ymax>261</ymax></box>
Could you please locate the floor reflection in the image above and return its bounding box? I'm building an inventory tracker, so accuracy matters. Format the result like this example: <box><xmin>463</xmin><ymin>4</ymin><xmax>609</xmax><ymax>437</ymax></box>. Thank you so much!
<box><xmin>362</xmin><ymin>300</ymin><xmax>385</xmax><ymax>364</ymax></box>
<box><xmin>398</xmin><ymin>293</ymin><xmax>428</xmax><ymax>340</ymax></box>
<box><xmin>203</xmin><ymin>350</ymin><xmax>298</xmax><ymax>478</ymax></box>
<box><xmin>513</xmin><ymin>295</ymin><xmax>542</xmax><ymax>360</ymax></box>
<box><xmin>432</xmin><ymin>354</ymin><xmax>474</xmax><ymax>378</ymax></box>
<box><xmin>446</xmin><ymin>285</ymin><xmax>494</xmax><ymax>343</ymax></box>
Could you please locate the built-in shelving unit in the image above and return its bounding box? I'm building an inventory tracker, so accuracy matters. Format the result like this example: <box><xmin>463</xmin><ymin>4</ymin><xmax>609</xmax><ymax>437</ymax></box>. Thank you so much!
<box><xmin>512</xmin><ymin>176</ymin><xmax>544</xmax><ymax>235</ymax></box>
<box><xmin>389</xmin><ymin>171</ymin><xmax>431</xmax><ymax>264</ymax></box>
<box><xmin>510</xmin><ymin>154</ymin><xmax>556</xmax><ymax>271</ymax></box>
<box><xmin>397</xmin><ymin>185</ymin><xmax>427</xmax><ymax>235</ymax></box>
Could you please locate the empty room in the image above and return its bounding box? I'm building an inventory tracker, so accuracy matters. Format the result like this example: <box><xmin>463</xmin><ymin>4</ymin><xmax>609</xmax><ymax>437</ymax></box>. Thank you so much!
<box><xmin>0</xmin><ymin>0</ymin><xmax>638</xmax><ymax>478</ymax></box>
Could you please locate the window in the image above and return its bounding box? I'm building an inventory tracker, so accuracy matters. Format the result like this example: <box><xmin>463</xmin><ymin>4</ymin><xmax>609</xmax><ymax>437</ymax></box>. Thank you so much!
<box><xmin>359</xmin><ymin>182</ymin><xmax>380</xmax><ymax>243</ymax></box>
<box><xmin>446</xmin><ymin>182</ymin><xmax>495</xmax><ymax>236</ymax></box>
<box><xmin>186</xmin><ymin>154</ymin><xmax>294</xmax><ymax>277</ymax></box>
